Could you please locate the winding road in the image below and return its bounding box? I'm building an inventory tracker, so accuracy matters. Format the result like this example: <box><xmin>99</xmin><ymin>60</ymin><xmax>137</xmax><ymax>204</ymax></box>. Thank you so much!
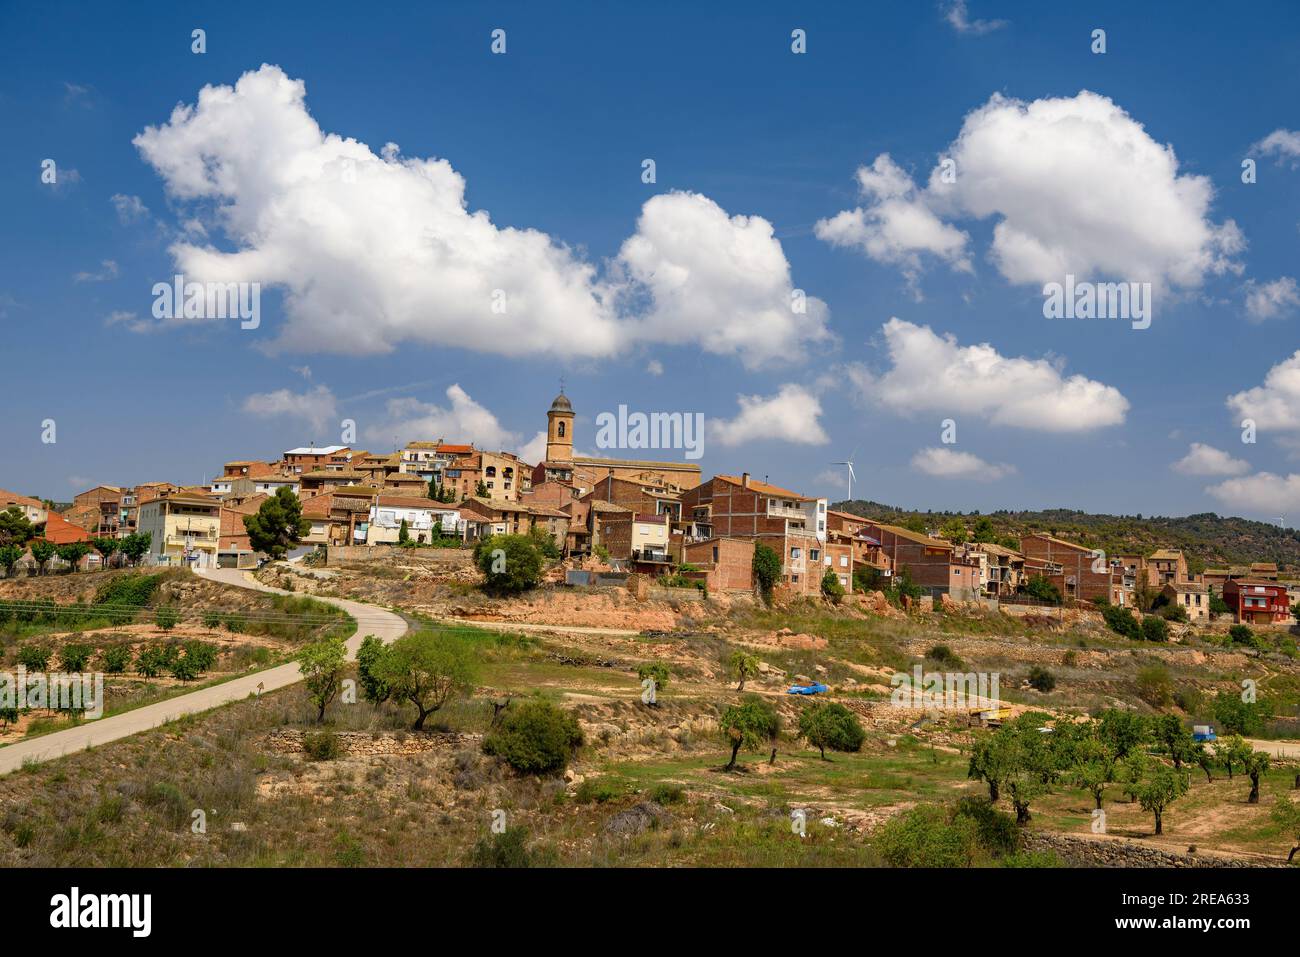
<box><xmin>0</xmin><ymin>566</ymin><xmax>407</xmax><ymax>776</ymax></box>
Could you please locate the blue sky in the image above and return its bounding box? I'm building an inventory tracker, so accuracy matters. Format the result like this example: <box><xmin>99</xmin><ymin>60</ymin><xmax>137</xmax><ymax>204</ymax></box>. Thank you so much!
<box><xmin>2</xmin><ymin>0</ymin><xmax>1299</xmax><ymax>520</ymax></box>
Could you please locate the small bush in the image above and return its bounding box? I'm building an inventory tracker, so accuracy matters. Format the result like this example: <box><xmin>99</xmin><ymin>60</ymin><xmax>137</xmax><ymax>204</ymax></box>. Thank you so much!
<box><xmin>482</xmin><ymin>699</ymin><xmax>584</xmax><ymax>774</ymax></box>
<box><xmin>59</xmin><ymin>643</ymin><xmax>93</xmax><ymax>672</ymax></box>
<box><xmin>1141</xmin><ymin>615</ymin><xmax>1170</xmax><ymax>643</ymax></box>
<box><xmin>1026</xmin><ymin>666</ymin><xmax>1056</xmax><ymax>692</ymax></box>
<box><xmin>303</xmin><ymin>731</ymin><xmax>342</xmax><ymax>761</ymax></box>
<box><xmin>1136</xmin><ymin>664</ymin><xmax>1173</xmax><ymax>708</ymax></box>
<box><xmin>1228</xmin><ymin>624</ymin><xmax>1257</xmax><ymax>649</ymax></box>
<box><xmin>16</xmin><ymin>644</ymin><xmax>51</xmax><ymax>670</ymax></box>
<box><xmin>926</xmin><ymin>644</ymin><xmax>964</xmax><ymax>669</ymax></box>
<box><xmin>100</xmin><ymin>644</ymin><xmax>132</xmax><ymax>674</ymax></box>
<box><xmin>468</xmin><ymin>826</ymin><xmax>554</xmax><ymax>868</ymax></box>
<box><xmin>1103</xmin><ymin>604</ymin><xmax>1141</xmax><ymax>640</ymax></box>
<box><xmin>574</xmin><ymin>778</ymin><xmax>624</xmax><ymax>804</ymax></box>
<box><xmin>647</xmin><ymin>782</ymin><xmax>686</xmax><ymax>805</ymax></box>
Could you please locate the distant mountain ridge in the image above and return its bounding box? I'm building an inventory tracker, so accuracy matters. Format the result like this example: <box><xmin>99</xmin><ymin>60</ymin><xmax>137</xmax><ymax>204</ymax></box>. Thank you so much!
<box><xmin>831</xmin><ymin>500</ymin><xmax>1300</xmax><ymax>573</ymax></box>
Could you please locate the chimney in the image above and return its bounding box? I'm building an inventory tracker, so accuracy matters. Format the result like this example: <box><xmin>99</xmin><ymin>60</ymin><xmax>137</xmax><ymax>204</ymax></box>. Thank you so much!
<box><xmin>741</xmin><ymin>472</ymin><xmax>750</xmax><ymax>489</ymax></box>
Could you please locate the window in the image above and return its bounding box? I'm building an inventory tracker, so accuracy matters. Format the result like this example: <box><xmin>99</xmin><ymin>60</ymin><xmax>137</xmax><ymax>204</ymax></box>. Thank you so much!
<box><xmin>557</xmin><ymin>422</ymin><xmax>566</xmax><ymax>437</ymax></box>
<box><xmin>839</xmin><ymin>555</ymin><xmax>848</xmax><ymax>567</ymax></box>
<box><xmin>791</xmin><ymin>547</ymin><xmax>802</xmax><ymax>559</ymax></box>
<box><xmin>712</xmin><ymin>546</ymin><xmax>719</xmax><ymax>562</ymax></box>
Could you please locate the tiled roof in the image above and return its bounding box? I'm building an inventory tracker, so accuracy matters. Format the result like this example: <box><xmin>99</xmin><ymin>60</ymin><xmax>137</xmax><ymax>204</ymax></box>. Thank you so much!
<box><xmin>872</xmin><ymin>522</ymin><xmax>955</xmax><ymax>549</ymax></box>
<box><xmin>0</xmin><ymin>489</ymin><xmax>46</xmax><ymax>510</ymax></box>
<box><xmin>714</xmin><ymin>474</ymin><xmax>808</xmax><ymax>500</ymax></box>
<box><xmin>574</xmin><ymin>455</ymin><xmax>701</xmax><ymax>471</ymax></box>
<box><xmin>1150</xmin><ymin>549</ymin><xmax>1185</xmax><ymax>560</ymax></box>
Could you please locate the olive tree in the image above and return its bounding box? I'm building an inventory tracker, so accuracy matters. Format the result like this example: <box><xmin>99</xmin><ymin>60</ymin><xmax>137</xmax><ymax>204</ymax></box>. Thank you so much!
<box><xmin>720</xmin><ymin>695</ymin><xmax>780</xmax><ymax>770</ymax></box>
<box><xmin>376</xmin><ymin>631</ymin><xmax>479</xmax><ymax>731</ymax></box>
<box><xmin>299</xmin><ymin>634</ymin><xmax>348</xmax><ymax>723</ymax></box>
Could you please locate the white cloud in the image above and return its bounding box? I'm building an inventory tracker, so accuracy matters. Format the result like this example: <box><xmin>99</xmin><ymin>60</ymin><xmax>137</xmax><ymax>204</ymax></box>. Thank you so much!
<box><xmin>362</xmin><ymin>383</ymin><xmax>519</xmax><ymax>451</ymax></box>
<box><xmin>104</xmin><ymin>309</ymin><xmax>157</xmax><ymax>334</ymax></box>
<box><xmin>518</xmin><ymin>431</ymin><xmax>549</xmax><ymax>465</ymax></box>
<box><xmin>819</xmin><ymin>92</ymin><xmax>1243</xmax><ymax>295</ymax></box>
<box><xmin>134</xmin><ymin>65</ymin><xmax>826</xmax><ymax>368</ymax></box>
<box><xmin>110</xmin><ymin>193</ymin><xmax>149</xmax><ymax>224</ymax></box>
<box><xmin>1171</xmin><ymin>442</ymin><xmax>1250</xmax><ymax>477</ymax></box>
<box><xmin>815</xmin><ymin>468</ymin><xmax>848</xmax><ymax>491</ymax></box>
<box><xmin>1205</xmin><ymin>472</ymin><xmax>1300</xmax><ymax>515</ymax></box>
<box><xmin>1254</xmin><ymin>128</ymin><xmax>1300</xmax><ymax>167</ymax></box>
<box><xmin>850</xmin><ymin>318</ymin><xmax>1128</xmax><ymax>431</ymax></box>
<box><xmin>911</xmin><ymin>446</ymin><xmax>1014</xmax><ymax>480</ymax></box>
<box><xmin>242</xmin><ymin>384</ymin><xmax>338</xmax><ymax>434</ymax></box>
<box><xmin>815</xmin><ymin>154</ymin><xmax>971</xmax><ymax>290</ymax></box>
<box><xmin>74</xmin><ymin>259</ymin><xmax>118</xmax><ymax>282</ymax></box>
<box><xmin>711</xmin><ymin>384</ymin><xmax>829</xmax><ymax>447</ymax></box>
<box><xmin>1226</xmin><ymin>351</ymin><xmax>1300</xmax><ymax>432</ymax></box>
<box><xmin>1244</xmin><ymin>277</ymin><xmax>1300</xmax><ymax>321</ymax></box>
<box><xmin>645</xmin><ymin>359</ymin><xmax>664</xmax><ymax>376</ymax></box>
<box><xmin>943</xmin><ymin>0</ymin><xmax>1007</xmax><ymax>35</ymax></box>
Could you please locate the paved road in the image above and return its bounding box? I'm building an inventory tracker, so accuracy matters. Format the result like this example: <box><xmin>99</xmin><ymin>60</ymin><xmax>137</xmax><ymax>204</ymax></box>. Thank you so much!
<box><xmin>0</xmin><ymin>566</ymin><xmax>407</xmax><ymax>776</ymax></box>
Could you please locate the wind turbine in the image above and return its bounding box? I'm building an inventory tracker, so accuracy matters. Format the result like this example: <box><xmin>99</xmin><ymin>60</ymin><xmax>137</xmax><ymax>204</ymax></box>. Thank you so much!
<box><xmin>830</xmin><ymin>449</ymin><xmax>858</xmax><ymax>501</ymax></box>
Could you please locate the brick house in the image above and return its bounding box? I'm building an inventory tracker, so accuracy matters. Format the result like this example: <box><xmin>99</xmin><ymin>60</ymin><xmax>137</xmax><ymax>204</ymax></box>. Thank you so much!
<box><xmin>282</xmin><ymin>446</ymin><xmax>352</xmax><ymax>474</ymax></box>
<box><xmin>1020</xmin><ymin>533</ymin><xmax>1118</xmax><ymax>603</ymax></box>
<box><xmin>862</xmin><ymin>522</ymin><xmax>967</xmax><ymax>597</ymax></box>
<box><xmin>971</xmin><ymin>543</ymin><xmax>1026</xmax><ymax>597</ymax></box>
<box><xmin>679</xmin><ymin>473</ymin><xmax>827</xmax><ymax>595</ymax></box>
<box><xmin>1222</xmin><ymin>578</ymin><xmax>1292</xmax><ymax>625</ymax></box>
<box><xmin>682</xmin><ymin>537</ymin><xmax>756</xmax><ymax>592</ymax></box>
<box><xmin>1146</xmin><ymin>549</ymin><xmax>1189</xmax><ymax>587</ymax></box>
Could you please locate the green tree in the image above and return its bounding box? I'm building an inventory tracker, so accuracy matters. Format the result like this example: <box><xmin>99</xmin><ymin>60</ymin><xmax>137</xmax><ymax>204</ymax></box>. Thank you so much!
<box><xmin>751</xmin><ymin>543</ymin><xmax>782</xmax><ymax>602</ymax></box>
<box><xmin>243</xmin><ymin>486</ymin><xmax>311</xmax><ymax>560</ymax></box>
<box><xmin>1153</xmin><ymin>714</ymin><xmax>1196</xmax><ymax>771</ymax></box>
<box><xmin>1245</xmin><ymin>749</ymin><xmax>1270</xmax><ymax>804</ymax></box>
<box><xmin>1270</xmin><ymin>795</ymin><xmax>1300</xmax><ymax>862</ymax></box>
<box><xmin>155</xmin><ymin>605</ymin><xmax>179</xmax><ymax>631</ymax></box>
<box><xmin>940</xmin><ymin>518</ymin><xmax>968</xmax><ymax>545</ymax></box>
<box><xmin>1098</xmin><ymin>709</ymin><xmax>1147</xmax><ymax>759</ymax></box>
<box><xmin>971</xmin><ymin>516</ymin><xmax>997</xmax><ymax>544</ymax></box>
<box><xmin>719</xmin><ymin>695</ymin><xmax>780</xmax><ymax>770</ymax></box>
<box><xmin>17</xmin><ymin>644</ymin><xmax>51</xmax><ymax>670</ymax></box>
<box><xmin>377</xmin><ymin>631</ymin><xmax>479</xmax><ymax>731</ymax></box>
<box><xmin>1228</xmin><ymin>624</ymin><xmax>1258</xmax><ymax>648</ymax></box>
<box><xmin>56</xmin><ymin>541</ymin><xmax>90</xmax><ymax>572</ymax></box>
<box><xmin>729</xmin><ymin>650</ymin><xmax>760</xmax><ymax>691</ymax></box>
<box><xmin>968</xmin><ymin>730</ymin><xmax>1015</xmax><ymax>802</ymax></box>
<box><xmin>1023</xmin><ymin>575</ymin><xmax>1062</xmax><ymax>605</ymax></box>
<box><xmin>820</xmin><ymin>567</ymin><xmax>845</xmax><ymax>602</ymax></box>
<box><xmin>637</xmin><ymin>662</ymin><xmax>670</xmax><ymax>700</ymax></box>
<box><xmin>1138</xmin><ymin>765</ymin><xmax>1188</xmax><ymax>835</ymax></box>
<box><xmin>482</xmin><ymin>699</ymin><xmax>583</xmax><ymax>774</ymax></box>
<box><xmin>798</xmin><ymin>701</ymin><xmax>864</xmax><ymax>759</ymax></box>
<box><xmin>1102</xmin><ymin>604</ymin><xmax>1141</xmax><ymax>639</ymax></box>
<box><xmin>0</xmin><ymin>543</ymin><xmax>22</xmax><ymax>577</ymax></box>
<box><xmin>1209</xmin><ymin>593</ymin><xmax>1231</xmax><ymax>618</ymax></box>
<box><xmin>475</xmin><ymin>480</ymin><xmax>489</xmax><ymax>497</ymax></box>
<box><xmin>91</xmin><ymin>536</ymin><xmax>120</xmax><ymax>569</ymax></box>
<box><xmin>1070</xmin><ymin>738</ymin><xmax>1118</xmax><ymax>810</ymax></box>
<box><xmin>355</xmin><ymin>634</ymin><xmax>391</xmax><ymax>704</ymax></box>
<box><xmin>1214</xmin><ymin>734</ymin><xmax>1252</xmax><ymax>781</ymax></box>
<box><xmin>298</xmin><ymin>634</ymin><xmax>348</xmax><ymax>723</ymax></box>
<box><xmin>526</xmin><ymin>524</ymin><xmax>561</xmax><ymax>560</ymax></box>
<box><xmin>473</xmin><ymin>534</ymin><xmax>543</xmax><ymax>594</ymax></box>
<box><xmin>1213</xmin><ymin>694</ymin><xmax>1264</xmax><ymax>736</ymax></box>
<box><xmin>28</xmin><ymin>539</ymin><xmax>55</xmax><ymax>575</ymax></box>
<box><xmin>397</xmin><ymin>518</ymin><xmax>410</xmax><ymax>545</ymax></box>
<box><xmin>0</xmin><ymin>506</ymin><xmax>34</xmax><ymax>547</ymax></box>
<box><xmin>120</xmin><ymin>532</ymin><xmax>151</xmax><ymax>565</ymax></box>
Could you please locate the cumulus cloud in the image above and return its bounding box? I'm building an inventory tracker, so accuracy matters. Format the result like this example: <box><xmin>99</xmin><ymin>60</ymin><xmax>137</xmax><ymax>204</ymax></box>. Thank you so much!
<box><xmin>1171</xmin><ymin>442</ymin><xmax>1250</xmax><ymax>477</ymax></box>
<box><xmin>819</xmin><ymin>92</ymin><xmax>1243</xmax><ymax>295</ymax></box>
<box><xmin>911</xmin><ymin>446</ymin><xmax>1014</xmax><ymax>480</ymax></box>
<box><xmin>1255</xmin><ymin>129</ymin><xmax>1300</xmax><ymax>167</ymax></box>
<box><xmin>849</xmin><ymin>318</ymin><xmax>1128</xmax><ymax>431</ymax></box>
<box><xmin>711</xmin><ymin>384</ymin><xmax>829</xmax><ymax>447</ymax></box>
<box><xmin>362</xmin><ymin>383</ymin><xmax>519</xmax><ymax>451</ymax></box>
<box><xmin>1226</xmin><ymin>351</ymin><xmax>1300</xmax><ymax>432</ymax></box>
<box><xmin>1206</xmin><ymin>472</ymin><xmax>1300</xmax><ymax>515</ymax></box>
<box><xmin>943</xmin><ymin>1</ymin><xmax>1007</xmax><ymax>35</ymax></box>
<box><xmin>518</xmin><ymin>431</ymin><xmax>549</xmax><ymax>465</ymax></box>
<box><xmin>133</xmin><ymin>65</ymin><xmax>826</xmax><ymax>368</ymax></box>
<box><xmin>1244</xmin><ymin>277</ymin><xmax>1300</xmax><ymax>321</ymax></box>
<box><xmin>242</xmin><ymin>384</ymin><xmax>339</xmax><ymax>434</ymax></box>
<box><xmin>814</xmin><ymin>154</ymin><xmax>971</xmax><ymax>290</ymax></box>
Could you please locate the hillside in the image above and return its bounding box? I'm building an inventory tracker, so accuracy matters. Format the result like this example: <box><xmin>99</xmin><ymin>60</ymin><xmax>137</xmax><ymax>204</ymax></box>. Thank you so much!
<box><xmin>831</xmin><ymin>501</ymin><xmax>1300</xmax><ymax>574</ymax></box>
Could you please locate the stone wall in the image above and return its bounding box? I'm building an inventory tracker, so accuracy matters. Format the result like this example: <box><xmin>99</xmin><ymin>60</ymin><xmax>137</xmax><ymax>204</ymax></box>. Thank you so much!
<box><xmin>1024</xmin><ymin>831</ymin><xmax>1276</xmax><ymax>868</ymax></box>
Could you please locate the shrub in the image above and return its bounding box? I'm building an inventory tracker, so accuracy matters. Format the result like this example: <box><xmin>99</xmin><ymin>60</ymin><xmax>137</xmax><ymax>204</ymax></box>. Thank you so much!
<box><xmin>473</xmin><ymin>535</ymin><xmax>544</xmax><ymax>594</ymax></box>
<box><xmin>647</xmin><ymin>782</ymin><xmax>685</xmax><ymax>805</ymax></box>
<box><xmin>1141</xmin><ymin>615</ymin><xmax>1170</xmax><ymax>643</ymax></box>
<box><xmin>853</xmin><ymin>565</ymin><xmax>885</xmax><ymax>592</ymax></box>
<box><xmin>1136</xmin><ymin>664</ymin><xmax>1173</xmax><ymax>708</ymax></box>
<box><xmin>468</xmin><ymin>826</ymin><xmax>553</xmax><ymax>868</ymax></box>
<box><xmin>798</xmin><ymin>701</ymin><xmax>865</xmax><ymax>759</ymax></box>
<box><xmin>303</xmin><ymin>731</ymin><xmax>342</xmax><ymax>761</ymax></box>
<box><xmin>482</xmin><ymin>699</ymin><xmax>584</xmax><ymax>774</ymax></box>
<box><xmin>1157</xmin><ymin>603</ymin><xmax>1189</xmax><ymax>623</ymax></box>
<box><xmin>752</xmin><ymin>543</ymin><xmax>782</xmax><ymax>601</ymax></box>
<box><xmin>1026</xmin><ymin>666</ymin><xmax>1056</xmax><ymax>693</ymax></box>
<box><xmin>356</xmin><ymin>634</ymin><xmax>391</xmax><ymax>703</ymax></box>
<box><xmin>926</xmin><ymin>644</ymin><xmax>964</xmax><ymax>669</ymax></box>
<box><xmin>820</xmin><ymin>567</ymin><xmax>845</xmax><ymax>603</ymax></box>
<box><xmin>182</xmin><ymin>640</ymin><xmax>219</xmax><ymax>673</ymax></box>
<box><xmin>1102</xmin><ymin>604</ymin><xmax>1141</xmax><ymax>640</ymax></box>
<box><xmin>874</xmin><ymin>801</ymin><xmax>1019</xmax><ymax>867</ymax></box>
<box><xmin>135</xmin><ymin>646</ymin><xmax>167</xmax><ymax>678</ymax></box>
<box><xmin>637</xmin><ymin>662</ymin><xmax>670</xmax><ymax>697</ymax></box>
<box><xmin>170</xmin><ymin>656</ymin><xmax>199</xmax><ymax>681</ymax></box>
<box><xmin>574</xmin><ymin>777</ymin><xmax>624</xmax><ymax>803</ymax></box>
<box><xmin>1023</xmin><ymin>575</ymin><xmax>1062</xmax><ymax>605</ymax></box>
<box><xmin>1227</xmin><ymin>624</ymin><xmax>1257</xmax><ymax>649</ymax></box>
<box><xmin>94</xmin><ymin>573</ymin><xmax>161</xmax><ymax>608</ymax></box>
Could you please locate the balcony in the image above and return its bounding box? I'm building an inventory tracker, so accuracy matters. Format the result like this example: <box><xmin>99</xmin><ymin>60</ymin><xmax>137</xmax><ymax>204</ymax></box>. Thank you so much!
<box><xmin>766</xmin><ymin>504</ymin><xmax>805</xmax><ymax>519</ymax></box>
<box><xmin>631</xmin><ymin>549</ymin><xmax>672</xmax><ymax>564</ymax></box>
